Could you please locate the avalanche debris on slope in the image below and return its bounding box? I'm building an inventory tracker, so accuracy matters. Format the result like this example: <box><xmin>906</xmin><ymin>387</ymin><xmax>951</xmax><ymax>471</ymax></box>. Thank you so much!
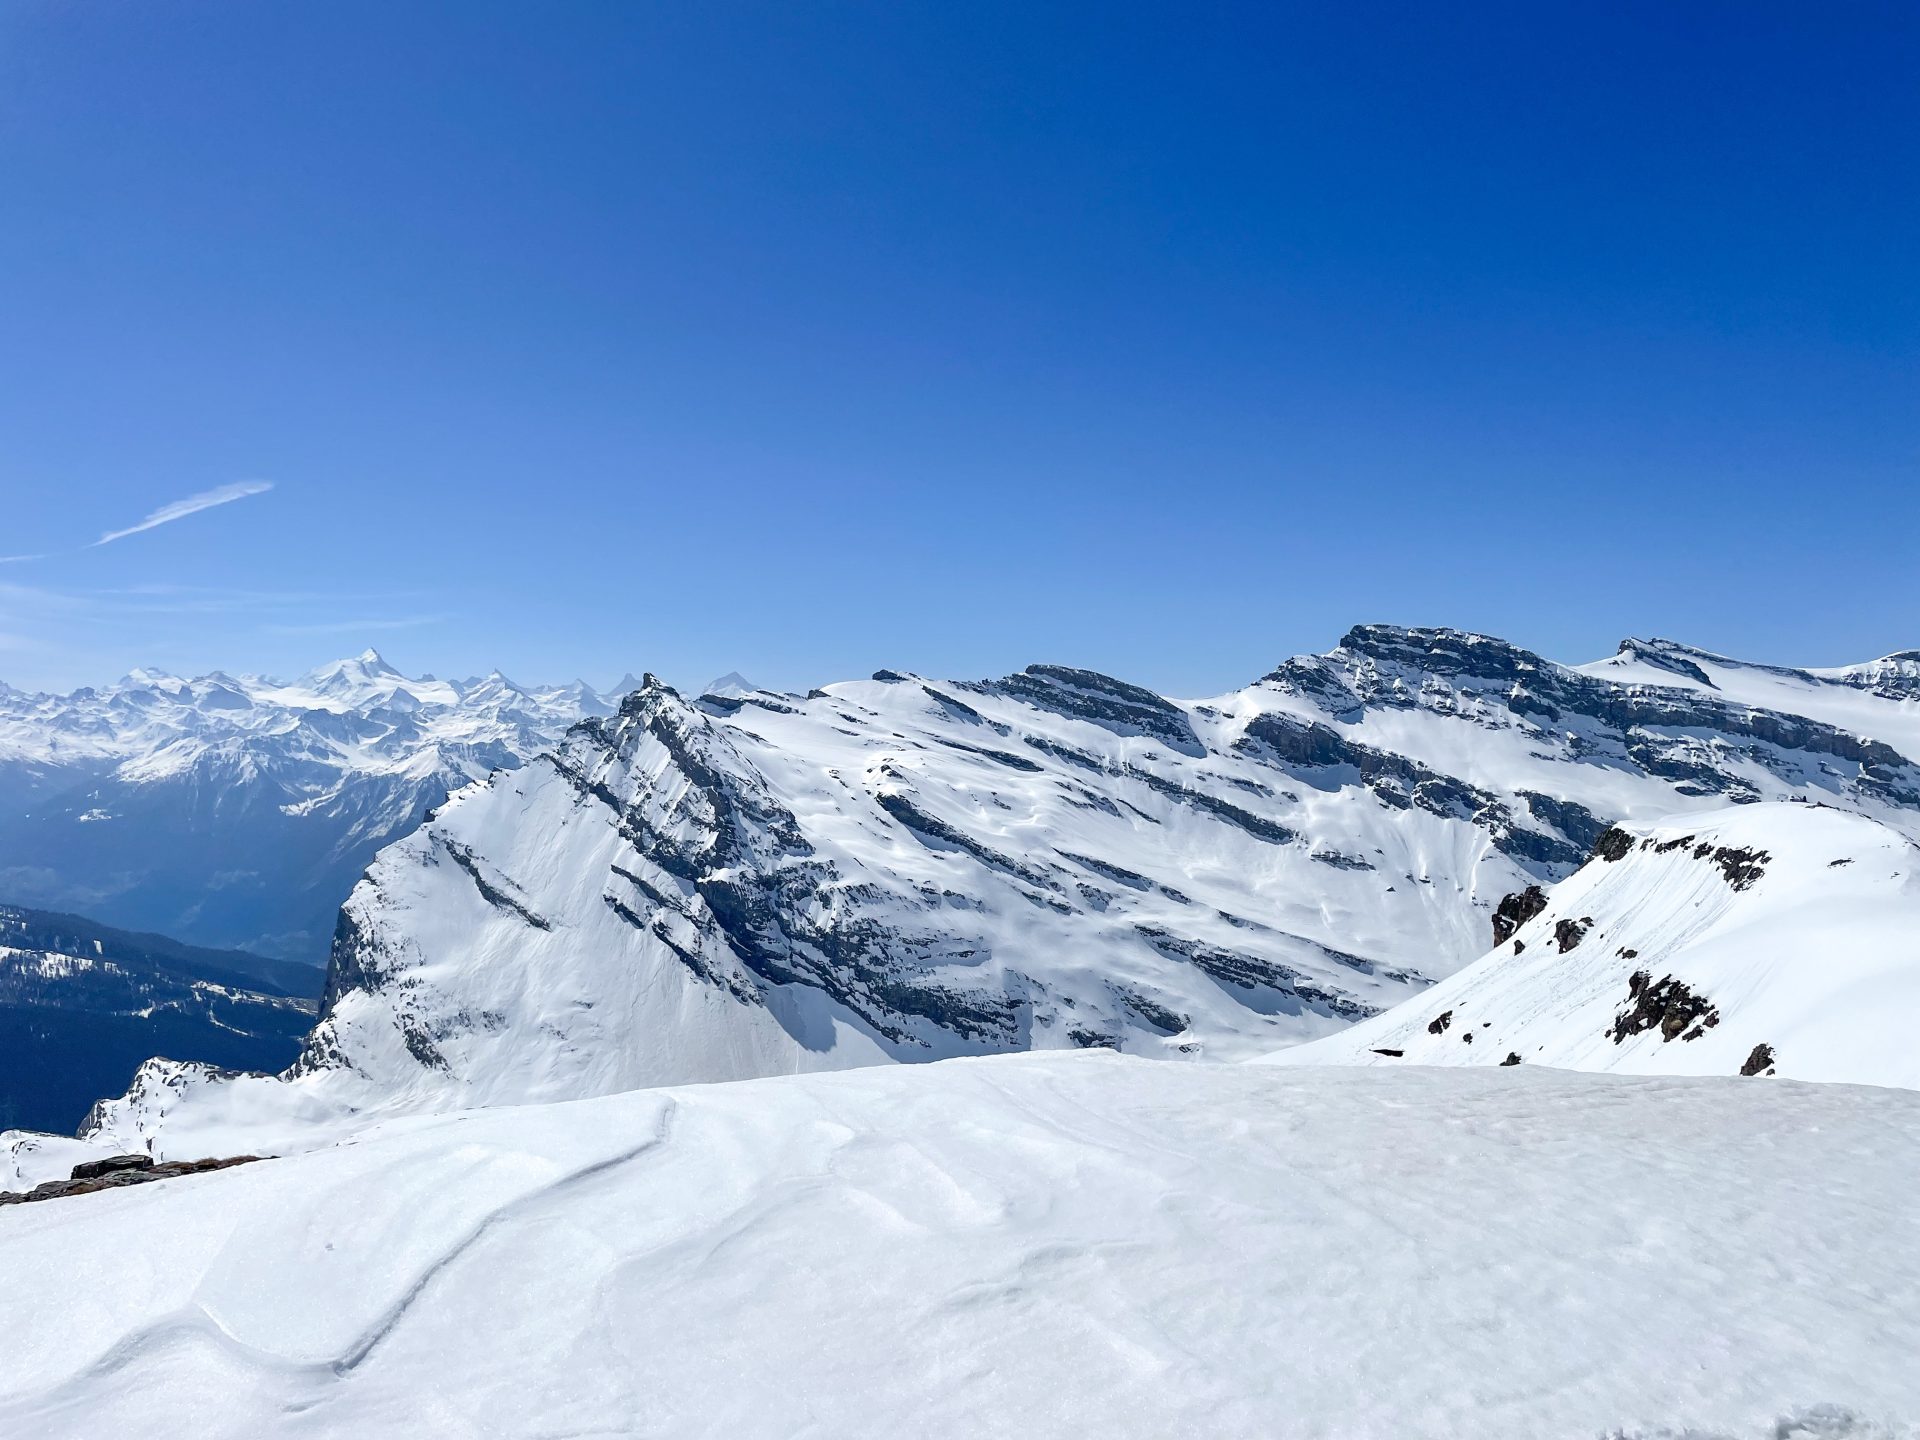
<box><xmin>1275</xmin><ymin>803</ymin><xmax>1920</xmax><ymax>1087</ymax></box>
<box><xmin>1</xmin><ymin>1056</ymin><xmax>1917</xmax><ymax>1439</ymax></box>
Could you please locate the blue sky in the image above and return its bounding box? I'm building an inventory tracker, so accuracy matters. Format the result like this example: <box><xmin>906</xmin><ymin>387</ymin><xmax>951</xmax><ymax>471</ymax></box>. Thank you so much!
<box><xmin>2</xmin><ymin>1</ymin><xmax>1914</xmax><ymax>695</ymax></box>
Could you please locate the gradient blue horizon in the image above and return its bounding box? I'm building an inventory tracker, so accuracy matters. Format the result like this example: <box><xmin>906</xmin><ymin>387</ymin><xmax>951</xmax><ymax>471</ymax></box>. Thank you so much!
<box><xmin>1</xmin><ymin>1</ymin><xmax>1914</xmax><ymax>695</ymax></box>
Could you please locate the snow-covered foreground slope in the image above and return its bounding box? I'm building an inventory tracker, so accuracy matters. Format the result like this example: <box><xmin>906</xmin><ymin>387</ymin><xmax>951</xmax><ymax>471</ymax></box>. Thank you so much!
<box><xmin>1</xmin><ymin>1055</ymin><xmax>1916</xmax><ymax>1439</ymax></box>
<box><xmin>1274</xmin><ymin>803</ymin><xmax>1920</xmax><ymax>1087</ymax></box>
<box><xmin>0</xmin><ymin>651</ymin><xmax>619</xmax><ymax>957</ymax></box>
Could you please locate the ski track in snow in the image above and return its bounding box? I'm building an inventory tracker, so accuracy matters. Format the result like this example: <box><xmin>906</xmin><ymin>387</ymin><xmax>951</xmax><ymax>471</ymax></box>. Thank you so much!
<box><xmin>1</xmin><ymin>1056</ymin><xmax>1916</xmax><ymax>1439</ymax></box>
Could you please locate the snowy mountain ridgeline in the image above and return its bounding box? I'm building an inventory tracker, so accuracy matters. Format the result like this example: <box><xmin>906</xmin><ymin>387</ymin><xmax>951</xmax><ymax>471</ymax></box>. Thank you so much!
<box><xmin>47</xmin><ymin>624</ymin><xmax>1920</xmax><ymax>1165</ymax></box>
<box><xmin>0</xmin><ymin>651</ymin><xmax>625</xmax><ymax>960</ymax></box>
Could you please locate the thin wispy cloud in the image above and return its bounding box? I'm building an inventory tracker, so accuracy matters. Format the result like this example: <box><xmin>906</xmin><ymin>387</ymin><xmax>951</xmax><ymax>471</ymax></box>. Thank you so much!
<box><xmin>0</xmin><ymin>480</ymin><xmax>276</xmax><ymax>564</ymax></box>
<box><xmin>94</xmin><ymin>481</ymin><xmax>274</xmax><ymax>547</ymax></box>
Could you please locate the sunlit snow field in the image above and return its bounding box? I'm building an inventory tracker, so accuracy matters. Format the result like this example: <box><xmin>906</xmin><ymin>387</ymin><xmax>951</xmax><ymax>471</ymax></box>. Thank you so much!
<box><xmin>1</xmin><ymin>1054</ymin><xmax>1914</xmax><ymax>1438</ymax></box>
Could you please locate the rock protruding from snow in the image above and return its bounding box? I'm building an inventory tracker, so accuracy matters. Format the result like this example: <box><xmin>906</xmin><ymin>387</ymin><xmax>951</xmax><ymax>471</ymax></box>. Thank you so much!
<box><xmin>1275</xmin><ymin>803</ymin><xmax>1920</xmax><ymax>1088</ymax></box>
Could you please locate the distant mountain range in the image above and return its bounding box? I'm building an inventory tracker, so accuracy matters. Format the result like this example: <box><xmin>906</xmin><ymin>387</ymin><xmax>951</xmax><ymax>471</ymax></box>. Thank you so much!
<box><xmin>0</xmin><ymin>651</ymin><xmax>627</xmax><ymax>959</ymax></box>
<box><xmin>36</xmin><ymin>624</ymin><xmax>1916</xmax><ymax>1167</ymax></box>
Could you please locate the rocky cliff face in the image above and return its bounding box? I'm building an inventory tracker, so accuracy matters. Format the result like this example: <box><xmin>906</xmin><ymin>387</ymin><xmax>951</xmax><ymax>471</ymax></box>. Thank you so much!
<box><xmin>58</xmin><ymin>626</ymin><xmax>1920</xmax><ymax>1163</ymax></box>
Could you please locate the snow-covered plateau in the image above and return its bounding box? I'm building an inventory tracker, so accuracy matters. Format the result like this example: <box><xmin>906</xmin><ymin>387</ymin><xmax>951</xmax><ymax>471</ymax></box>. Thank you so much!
<box><xmin>1</xmin><ymin>1056</ymin><xmax>1916</xmax><ymax>1439</ymax></box>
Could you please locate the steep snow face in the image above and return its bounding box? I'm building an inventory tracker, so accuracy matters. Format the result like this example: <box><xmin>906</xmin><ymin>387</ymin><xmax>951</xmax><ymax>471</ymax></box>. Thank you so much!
<box><xmin>0</xmin><ymin>654</ymin><xmax>620</xmax><ymax>957</ymax></box>
<box><xmin>4</xmin><ymin>1056</ymin><xmax>1919</xmax><ymax>1439</ymax></box>
<box><xmin>74</xmin><ymin>627</ymin><xmax>1920</xmax><ymax>1152</ymax></box>
<box><xmin>1277</xmin><ymin>804</ymin><xmax>1920</xmax><ymax>1087</ymax></box>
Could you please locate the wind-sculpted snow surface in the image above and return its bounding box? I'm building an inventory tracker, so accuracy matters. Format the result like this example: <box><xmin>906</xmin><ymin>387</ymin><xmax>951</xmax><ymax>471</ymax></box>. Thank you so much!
<box><xmin>2</xmin><ymin>1056</ymin><xmax>1918</xmax><ymax>1438</ymax></box>
<box><xmin>0</xmin><ymin>651</ymin><xmax>619</xmax><ymax>957</ymax></box>
<box><xmin>61</xmin><ymin>626</ymin><xmax>1920</xmax><ymax>1157</ymax></box>
<box><xmin>1277</xmin><ymin>803</ymin><xmax>1920</xmax><ymax>1086</ymax></box>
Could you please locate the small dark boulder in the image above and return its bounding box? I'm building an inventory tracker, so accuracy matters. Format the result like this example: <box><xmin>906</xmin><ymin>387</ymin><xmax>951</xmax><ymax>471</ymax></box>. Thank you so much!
<box><xmin>1708</xmin><ymin>846</ymin><xmax>1770</xmax><ymax>891</ymax></box>
<box><xmin>1554</xmin><ymin>917</ymin><xmax>1592</xmax><ymax>953</ymax></box>
<box><xmin>1592</xmin><ymin>827</ymin><xmax>1636</xmax><ymax>863</ymax></box>
<box><xmin>1741</xmin><ymin>1043</ymin><xmax>1776</xmax><ymax>1077</ymax></box>
<box><xmin>1611</xmin><ymin>974</ymin><xmax>1720</xmax><ymax>1045</ymax></box>
<box><xmin>1427</xmin><ymin>1010</ymin><xmax>1453</xmax><ymax>1035</ymax></box>
<box><xmin>1492</xmin><ymin>886</ymin><xmax>1549</xmax><ymax>945</ymax></box>
<box><xmin>1500</xmin><ymin>1052</ymin><xmax>1523</xmax><ymax>1067</ymax></box>
<box><xmin>1371</xmin><ymin>1048</ymin><xmax>1404</xmax><ymax>1058</ymax></box>
<box><xmin>1</xmin><ymin>1155</ymin><xmax>263</xmax><ymax>1207</ymax></box>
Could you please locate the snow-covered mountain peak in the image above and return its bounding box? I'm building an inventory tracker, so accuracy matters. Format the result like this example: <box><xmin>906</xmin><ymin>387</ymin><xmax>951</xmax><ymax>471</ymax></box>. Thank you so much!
<box><xmin>117</xmin><ymin>666</ymin><xmax>188</xmax><ymax>695</ymax></box>
<box><xmin>1824</xmin><ymin>648</ymin><xmax>1920</xmax><ymax>700</ymax></box>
